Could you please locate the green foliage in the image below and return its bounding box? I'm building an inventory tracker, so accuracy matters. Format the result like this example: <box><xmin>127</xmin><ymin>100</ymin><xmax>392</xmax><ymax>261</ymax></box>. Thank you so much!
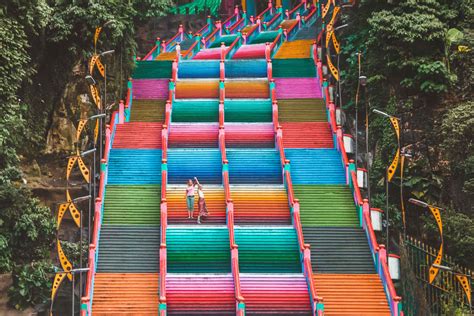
<box><xmin>8</xmin><ymin>261</ymin><xmax>55</xmax><ymax>310</ymax></box>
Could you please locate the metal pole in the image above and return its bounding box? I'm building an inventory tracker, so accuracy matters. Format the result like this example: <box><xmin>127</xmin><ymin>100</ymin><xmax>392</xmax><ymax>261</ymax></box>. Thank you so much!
<box><xmin>365</xmin><ymin>90</ymin><xmax>371</xmax><ymax>202</ymax></box>
<box><xmin>79</xmin><ymin>206</ymin><xmax>83</xmax><ymax>307</ymax></box>
<box><xmin>386</xmin><ymin>166</ymin><xmax>389</xmax><ymax>255</ymax></box>
<box><xmin>71</xmin><ymin>272</ymin><xmax>75</xmax><ymax>316</ymax></box>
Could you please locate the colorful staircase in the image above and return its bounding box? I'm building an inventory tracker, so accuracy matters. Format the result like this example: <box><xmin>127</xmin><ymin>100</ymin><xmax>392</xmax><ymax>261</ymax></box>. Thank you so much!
<box><xmin>82</xmin><ymin>1</ymin><xmax>403</xmax><ymax>315</ymax></box>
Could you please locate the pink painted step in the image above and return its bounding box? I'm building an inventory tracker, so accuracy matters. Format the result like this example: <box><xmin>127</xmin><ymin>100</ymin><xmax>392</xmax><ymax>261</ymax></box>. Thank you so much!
<box><xmin>169</xmin><ymin>123</ymin><xmax>219</xmax><ymax>148</ymax></box>
<box><xmin>133</xmin><ymin>79</ymin><xmax>169</xmax><ymax>100</ymax></box>
<box><xmin>226</xmin><ymin>123</ymin><xmax>274</xmax><ymax>148</ymax></box>
<box><xmin>167</xmin><ymin>274</ymin><xmax>235</xmax><ymax>315</ymax></box>
<box><xmin>275</xmin><ymin>78</ymin><xmax>322</xmax><ymax>99</ymax></box>
<box><xmin>232</xmin><ymin>44</ymin><xmax>266</xmax><ymax>59</ymax></box>
<box><xmin>112</xmin><ymin>123</ymin><xmax>162</xmax><ymax>149</ymax></box>
<box><xmin>281</xmin><ymin>122</ymin><xmax>333</xmax><ymax>148</ymax></box>
<box><xmin>240</xmin><ymin>274</ymin><xmax>312</xmax><ymax>315</ymax></box>
<box><xmin>194</xmin><ymin>48</ymin><xmax>222</xmax><ymax>60</ymax></box>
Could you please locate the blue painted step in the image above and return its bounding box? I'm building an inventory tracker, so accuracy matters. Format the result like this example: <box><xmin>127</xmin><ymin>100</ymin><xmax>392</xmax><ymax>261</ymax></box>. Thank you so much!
<box><xmin>108</xmin><ymin>149</ymin><xmax>162</xmax><ymax>184</ymax></box>
<box><xmin>227</xmin><ymin>149</ymin><xmax>282</xmax><ymax>184</ymax></box>
<box><xmin>284</xmin><ymin>149</ymin><xmax>346</xmax><ymax>185</ymax></box>
<box><xmin>225</xmin><ymin>60</ymin><xmax>267</xmax><ymax>78</ymax></box>
<box><xmin>178</xmin><ymin>60</ymin><xmax>220</xmax><ymax>78</ymax></box>
<box><xmin>168</xmin><ymin>149</ymin><xmax>222</xmax><ymax>184</ymax></box>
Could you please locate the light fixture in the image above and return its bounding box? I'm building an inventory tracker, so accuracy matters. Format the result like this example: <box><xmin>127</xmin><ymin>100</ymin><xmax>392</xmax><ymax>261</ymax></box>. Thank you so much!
<box><xmin>72</xmin><ymin>195</ymin><xmax>92</xmax><ymax>203</ymax></box>
<box><xmin>88</xmin><ymin>113</ymin><xmax>106</xmax><ymax>120</ymax></box>
<box><xmin>100</xmin><ymin>50</ymin><xmax>115</xmax><ymax>57</ymax></box>
<box><xmin>408</xmin><ymin>198</ymin><xmax>429</xmax><ymax>208</ymax></box>
<box><xmin>359</xmin><ymin>75</ymin><xmax>367</xmax><ymax>86</ymax></box>
<box><xmin>80</xmin><ymin>148</ymin><xmax>97</xmax><ymax>157</ymax></box>
<box><xmin>85</xmin><ymin>75</ymin><xmax>96</xmax><ymax>85</ymax></box>
<box><xmin>372</xmin><ymin>109</ymin><xmax>400</xmax><ymax>120</ymax></box>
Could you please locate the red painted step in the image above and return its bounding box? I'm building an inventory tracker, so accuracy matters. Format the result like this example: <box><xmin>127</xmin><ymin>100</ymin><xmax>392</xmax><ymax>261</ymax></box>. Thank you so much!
<box><xmin>194</xmin><ymin>48</ymin><xmax>222</xmax><ymax>60</ymax></box>
<box><xmin>167</xmin><ymin>274</ymin><xmax>235</xmax><ymax>315</ymax></box>
<box><xmin>281</xmin><ymin>122</ymin><xmax>333</xmax><ymax>148</ymax></box>
<box><xmin>169</xmin><ymin>123</ymin><xmax>219</xmax><ymax>148</ymax></box>
<box><xmin>112</xmin><ymin>123</ymin><xmax>162</xmax><ymax>149</ymax></box>
<box><xmin>226</xmin><ymin>123</ymin><xmax>274</xmax><ymax>148</ymax></box>
<box><xmin>232</xmin><ymin>44</ymin><xmax>267</xmax><ymax>59</ymax></box>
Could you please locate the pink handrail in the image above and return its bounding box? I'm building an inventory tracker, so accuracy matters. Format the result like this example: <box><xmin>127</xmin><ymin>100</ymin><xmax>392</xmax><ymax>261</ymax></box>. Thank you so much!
<box><xmin>266</xmin><ymin>12</ymin><xmax>282</xmax><ymax>30</ymax></box>
<box><xmin>222</xmin><ymin>35</ymin><xmax>242</xmax><ymax>60</ymax></box>
<box><xmin>219</xmin><ymin>129</ymin><xmax>227</xmax><ymax>162</ymax></box>
<box><xmin>223</xmin><ymin>6</ymin><xmax>240</xmax><ymax>27</ymax></box>
<box><xmin>289</xmin><ymin>1</ymin><xmax>305</xmax><ymax>17</ymax></box>
<box><xmin>182</xmin><ymin>40</ymin><xmax>199</xmax><ymax>59</ymax></box>
<box><xmin>350</xmin><ymin>170</ymin><xmax>363</xmax><ymax>206</ymax></box>
<box><xmin>304</xmin><ymin>6</ymin><xmax>317</xmax><ymax>23</ymax></box>
<box><xmin>257</xmin><ymin>0</ymin><xmax>273</xmax><ymax>19</ymax></box>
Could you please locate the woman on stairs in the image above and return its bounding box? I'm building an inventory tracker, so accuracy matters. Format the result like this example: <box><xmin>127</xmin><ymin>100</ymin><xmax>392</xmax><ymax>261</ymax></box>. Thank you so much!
<box><xmin>185</xmin><ymin>179</ymin><xmax>195</xmax><ymax>219</ymax></box>
<box><xmin>194</xmin><ymin>177</ymin><xmax>209</xmax><ymax>224</ymax></box>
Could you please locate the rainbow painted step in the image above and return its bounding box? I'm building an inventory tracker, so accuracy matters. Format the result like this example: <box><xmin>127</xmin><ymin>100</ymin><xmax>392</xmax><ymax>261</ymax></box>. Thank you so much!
<box><xmin>281</xmin><ymin>122</ymin><xmax>333</xmax><ymax>148</ymax></box>
<box><xmin>113</xmin><ymin>123</ymin><xmax>162</xmax><ymax>149</ymax></box>
<box><xmin>166</xmin><ymin>274</ymin><xmax>235</xmax><ymax>315</ymax></box>
<box><xmin>169</xmin><ymin>123</ymin><xmax>219</xmax><ymax>148</ymax></box>
<box><xmin>226</xmin><ymin>123</ymin><xmax>274</xmax><ymax>148</ymax></box>
<box><xmin>172</xmin><ymin>100</ymin><xmax>219</xmax><ymax>123</ymax></box>
<box><xmin>278</xmin><ymin>99</ymin><xmax>326</xmax><ymax>122</ymax></box>
<box><xmin>166</xmin><ymin>226</ymin><xmax>231</xmax><ymax>273</ymax></box>
<box><xmin>129</xmin><ymin>100</ymin><xmax>165</xmax><ymax>123</ymax></box>
<box><xmin>227</xmin><ymin>149</ymin><xmax>282</xmax><ymax>184</ymax></box>
<box><xmin>235</xmin><ymin>227</ymin><xmax>300</xmax><ymax>273</ymax></box>
<box><xmin>107</xmin><ymin>149</ymin><xmax>162</xmax><ymax>185</ymax></box>
<box><xmin>167</xmin><ymin>149</ymin><xmax>222</xmax><ymax>184</ymax></box>
<box><xmin>224</xmin><ymin>99</ymin><xmax>272</xmax><ymax>123</ymax></box>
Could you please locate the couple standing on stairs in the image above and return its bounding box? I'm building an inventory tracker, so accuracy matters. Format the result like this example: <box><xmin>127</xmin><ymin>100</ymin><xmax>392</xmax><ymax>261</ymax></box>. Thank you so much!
<box><xmin>185</xmin><ymin>177</ymin><xmax>209</xmax><ymax>224</ymax></box>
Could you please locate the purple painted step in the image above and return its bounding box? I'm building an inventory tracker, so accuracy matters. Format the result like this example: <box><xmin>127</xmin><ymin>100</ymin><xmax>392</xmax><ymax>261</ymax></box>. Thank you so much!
<box><xmin>133</xmin><ymin>79</ymin><xmax>169</xmax><ymax>100</ymax></box>
<box><xmin>275</xmin><ymin>78</ymin><xmax>322</xmax><ymax>99</ymax></box>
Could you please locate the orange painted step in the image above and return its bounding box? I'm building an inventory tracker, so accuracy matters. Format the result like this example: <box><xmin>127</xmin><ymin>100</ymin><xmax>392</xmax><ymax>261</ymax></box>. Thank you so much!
<box><xmin>167</xmin><ymin>186</ymin><xmax>226</xmax><ymax>224</ymax></box>
<box><xmin>232</xmin><ymin>187</ymin><xmax>291</xmax><ymax>225</ymax></box>
<box><xmin>113</xmin><ymin>123</ymin><xmax>162</xmax><ymax>149</ymax></box>
<box><xmin>225</xmin><ymin>80</ymin><xmax>269</xmax><ymax>98</ymax></box>
<box><xmin>281</xmin><ymin>122</ymin><xmax>333</xmax><ymax>148</ymax></box>
<box><xmin>274</xmin><ymin>39</ymin><xmax>314</xmax><ymax>59</ymax></box>
<box><xmin>313</xmin><ymin>274</ymin><xmax>391</xmax><ymax>315</ymax></box>
<box><xmin>175</xmin><ymin>80</ymin><xmax>219</xmax><ymax>99</ymax></box>
<box><xmin>92</xmin><ymin>273</ymin><xmax>159</xmax><ymax>316</ymax></box>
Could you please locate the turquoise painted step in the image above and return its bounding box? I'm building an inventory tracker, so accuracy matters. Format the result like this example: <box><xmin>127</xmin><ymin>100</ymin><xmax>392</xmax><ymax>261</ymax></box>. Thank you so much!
<box><xmin>97</xmin><ymin>225</ymin><xmax>160</xmax><ymax>272</ymax></box>
<box><xmin>284</xmin><ymin>149</ymin><xmax>346</xmax><ymax>184</ymax></box>
<box><xmin>209</xmin><ymin>34</ymin><xmax>238</xmax><ymax>48</ymax></box>
<box><xmin>178</xmin><ymin>60</ymin><xmax>220</xmax><ymax>78</ymax></box>
<box><xmin>293</xmin><ymin>185</ymin><xmax>359</xmax><ymax>227</ymax></box>
<box><xmin>102</xmin><ymin>185</ymin><xmax>161</xmax><ymax>225</ymax></box>
<box><xmin>227</xmin><ymin>149</ymin><xmax>282</xmax><ymax>184</ymax></box>
<box><xmin>235</xmin><ymin>227</ymin><xmax>301</xmax><ymax>273</ymax></box>
<box><xmin>251</xmin><ymin>30</ymin><xmax>279</xmax><ymax>44</ymax></box>
<box><xmin>172</xmin><ymin>100</ymin><xmax>219</xmax><ymax>122</ymax></box>
<box><xmin>224</xmin><ymin>99</ymin><xmax>272</xmax><ymax>122</ymax></box>
<box><xmin>168</xmin><ymin>149</ymin><xmax>222</xmax><ymax>184</ymax></box>
<box><xmin>107</xmin><ymin>149</ymin><xmax>162</xmax><ymax>184</ymax></box>
<box><xmin>133</xmin><ymin>61</ymin><xmax>172</xmax><ymax>79</ymax></box>
<box><xmin>167</xmin><ymin>227</ymin><xmax>231</xmax><ymax>273</ymax></box>
<box><xmin>225</xmin><ymin>60</ymin><xmax>267</xmax><ymax>78</ymax></box>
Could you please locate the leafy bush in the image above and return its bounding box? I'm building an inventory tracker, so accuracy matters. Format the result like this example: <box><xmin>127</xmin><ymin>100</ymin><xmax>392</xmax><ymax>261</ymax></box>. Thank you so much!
<box><xmin>8</xmin><ymin>261</ymin><xmax>55</xmax><ymax>310</ymax></box>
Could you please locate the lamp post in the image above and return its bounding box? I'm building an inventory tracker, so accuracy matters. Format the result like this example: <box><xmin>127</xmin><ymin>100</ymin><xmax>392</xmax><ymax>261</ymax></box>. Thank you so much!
<box><xmin>373</xmin><ymin>108</ymin><xmax>401</xmax><ymax>254</ymax></box>
<box><xmin>431</xmin><ymin>264</ymin><xmax>472</xmax><ymax>313</ymax></box>
<box><xmin>70</xmin><ymin>267</ymin><xmax>90</xmax><ymax>316</ymax></box>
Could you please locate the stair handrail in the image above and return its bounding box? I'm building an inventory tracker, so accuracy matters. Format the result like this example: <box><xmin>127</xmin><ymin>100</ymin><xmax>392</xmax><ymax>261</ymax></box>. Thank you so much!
<box><xmin>223</xmin><ymin>6</ymin><xmax>241</xmax><ymax>28</ymax></box>
<box><xmin>257</xmin><ymin>0</ymin><xmax>274</xmax><ymax>21</ymax></box>
<box><xmin>222</xmin><ymin>33</ymin><xmax>244</xmax><ymax>59</ymax></box>
<box><xmin>289</xmin><ymin>1</ymin><xmax>306</xmax><ymax>19</ymax></box>
<box><xmin>196</xmin><ymin>15</ymin><xmax>214</xmax><ymax>38</ymax></box>
<box><xmin>181</xmin><ymin>34</ymin><xmax>201</xmax><ymax>59</ymax></box>
<box><xmin>143</xmin><ymin>37</ymin><xmax>162</xmax><ymax>60</ymax></box>
<box><xmin>165</xmin><ymin>24</ymin><xmax>185</xmax><ymax>52</ymax></box>
<box><xmin>303</xmin><ymin>5</ymin><xmax>319</xmax><ymax>26</ymax></box>
<box><xmin>81</xmin><ymin>110</ymin><xmax>120</xmax><ymax>316</ymax></box>
<box><xmin>202</xmin><ymin>21</ymin><xmax>222</xmax><ymax>48</ymax></box>
<box><xmin>269</xmin><ymin>27</ymin><xmax>285</xmax><ymax>58</ymax></box>
<box><xmin>284</xmin><ymin>13</ymin><xmax>303</xmax><ymax>40</ymax></box>
<box><xmin>265</xmin><ymin>11</ymin><xmax>283</xmax><ymax>30</ymax></box>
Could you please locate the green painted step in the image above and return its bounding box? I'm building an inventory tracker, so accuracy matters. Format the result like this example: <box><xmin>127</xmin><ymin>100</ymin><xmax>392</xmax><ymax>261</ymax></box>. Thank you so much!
<box><xmin>130</xmin><ymin>100</ymin><xmax>165</xmax><ymax>122</ymax></box>
<box><xmin>278</xmin><ymin>99</ymin><xmax>326</xmax><ymax>122</ymax></box>
<box><xmin>235</xmin><ymin>227</ymin><xmax>301</xmax><ymax>273</ymax></box>
<box><xmin>167</xmin><ymin>227</ymin><xmax>231</xmax><ymax>273</ymax></box>
<box><xmin>132</xmin><ymin>61</ymin><xmax>173</xmax><ymax>79</ymax></box>
<box><xmin>97</xmin><ymin>225</ymin><xmax>160</xmax><ymax>272</ymax></box>
<box><xmin>294</xmin><ymin>185</ymin><xmax>359</xmax><ymax>227</ymax></box>
<box><xmin>251</xmin><ymin>30</ymin><xmax>279</xmax><ymax>44</ymax></box>
<box><xmin>209</xmin><ymin>34</ymin><xmax>238</xmax><ymax>48</ymax></box>
<box><xmin>103</xmin><ymin>185</ymin><xmax>161</xmax><ymax>225</ymax></box>
<box><xmin>172</xmin><ymin>100</ymin><xmax>219</xmax><ymax>122</ymax></box>
<box><xmin>225</xmin><ymin>99</ymin><xmax>272</xmax><ymax>122</ymax></box>
<box><xmin>273</xmin><ymin>58</ymin><xmax>316</xmax><ymax>78</ymax></box>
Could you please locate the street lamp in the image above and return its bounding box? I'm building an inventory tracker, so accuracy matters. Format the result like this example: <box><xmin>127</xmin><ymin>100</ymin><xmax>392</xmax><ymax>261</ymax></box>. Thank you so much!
<box><xmin>70</xmin><ymin>267</ymin><xmax>90</xmax><ymax>316</ymax></box>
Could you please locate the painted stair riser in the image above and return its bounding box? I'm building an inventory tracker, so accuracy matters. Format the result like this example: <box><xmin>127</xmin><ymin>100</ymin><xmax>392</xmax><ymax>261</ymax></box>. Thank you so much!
<box><xmin>169</xmin><ymin>123</ymin><xmax>219</xmax><ymax>148</ymax></box>
<box><xmin>232</xmin><ymin>44</ymin><xmax>267</xmax><ymax>59</ymax></box>
<box><xmin>275</xmin><ymin>78</ymin><xmax>322</xmax><ymax>99</ymax></box>
<box><xmin>274</xmin><ymin>39</ymin><xmax>315</xmax><ymax>59</ymax></box>
<box><xmin>133</xmin><ymin>79</ymin><xmax>169</xmax><ymax>99</ymax></box>
<box><xmin>108</xmin><ymin>149</ymin><xmax>162</xmax><ymax>185</ymax></box>
<box><xmin>278</xmin><ymin>99</ymin><xmax>326</xmax><ymax>122</ymax></box>
<box><xmin>282</xmin><ymin>122</ymin><xmax>333</xmax><ymax>148</ymax></box>
<box><xmin>227</xmin><ymin>149</ymin><xmax>282</xmax><ymax>184</ymax></box>
<box><xmin>130</xmin><ymin>100</ymin><xmax>166</xmax><ymax>123</ymax></box>
<box><xmin>172</xmin><ymin>100</ymin><xmax>219</xmax><ymax>122</ymax></box>
<box><xmin>168</xmin><ymin>149</ymin><xmax>222</xmax><ymax>184</ymax></box>
<box><xmin>226</xmin><ymin>123</ymin><xmax>274</xmax><ymax>148</ymax></box>
<box><xmin>224</xmin><ymin>99</ymin><xmax>272</xmax><ymax>122</ymax></box>
<box><xmin>113</xmin><ymin>123</ymin><xmax>162</xmax><ymax>149</ymax></box>
<box><xmin>133</xmin><ymin>61</ymin><xmax>172</xmax><ymax>79</ymax></box>
<box><xmin>167</xmin><ymin>228</ymin><xmax>231</xmax><ymax>273</ymax></box>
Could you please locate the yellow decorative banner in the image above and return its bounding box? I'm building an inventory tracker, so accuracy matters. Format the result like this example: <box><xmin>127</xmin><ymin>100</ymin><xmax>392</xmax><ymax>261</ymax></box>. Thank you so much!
<box><xmin>325</xmin><ymin>28</ymin><xmax>333</xmax><ymax>49</ymax></box>
<box><xmin>51</xmin><ymin>272</ymin><xmax>67</xmax><ymax>300</ymax></box>
<box><xmin>89</xmin><ymin>55</ymin><xmax>99</xmax><ymax>75</ymax></box>
<box><xmin>76</xmin><ymin>119</ymin><xmax>87</xmax><ymax>142</ymax></box>
<box><xmin>77</xmin><ymin>157</ymin><xmax>90</xmax><ymax>183</ymax></box>
<box><xmin>429</xmin><ymin>242</ymin><xmax>443</xmax><ymax>284</ymax></box>
<box><xmin>328</xmin><ymin>6</ymin><xmax>340</xmax><ymax>26</ymax></box>
<box><xmin>95</xmin><ymin>57</ymin><xmax>105</xmax><ymax>78</ymax></box>
<box><xmin>94</xmin><ymin>27</ymin><xmax>102</xmax><ymax>48</ymax></box>
<box><xmin>400</xmin><ymin>154</ymin><xmax>406</xmax><ymax>229</ymax></box>
<box><xmin>57</xmin><ymin>240</ymin><xmax>73</xmax><ymax>281</ymax></box>
<box><xmin>94</xmin><ymin>120</ymin><xmax>99</xmax><ymax>144</ymax></box>
<box><xmin>456</xmin><ymin>274</ymin><xmax>471</xmax><ymax>304</ymax></box>
<box><xmin>429</xmin><ymin>206</ymin><xmax>443</xmax><ymax>236</ymax></box>
<box><xmin>387</xmin><ymin>148</ymin><xmax>400</xmax><ymax>182</ymax></box>
<box><xmin>66</xmin><ymin>156</ymin><xmax>78</xmax><ymax>180</ymax></box>
<box><xmin>322</xmin><ymin>0</ymin><xmax>331</xmax><ymax>19</ymax></box>
<box><xmin>66</xmin><ymin>190</ymin><xmax>81</xmax><ymax>227</ymax></box>
<box><xmin>57</xmin><ymin>203</ymin><xmax>69</xmax><ymax>229</ymax></box>
<box><xmin>89</xmin><ymin>84</ymin><xmax>101</xmax><ymax>109</ymax></box>
<box><xmin>332</xmin><ymin>32</ymin><xmax>340</xmax><ymax>54</ymax></box>
<box><xmin>326</xmin><ymin>54</ymin><xmax>339</xmax><ymax>81</ymax></box>
<box><xmin>390</xmin><ymin>116</ymin><xmax>400</xmax><ymax>139</ymax></box>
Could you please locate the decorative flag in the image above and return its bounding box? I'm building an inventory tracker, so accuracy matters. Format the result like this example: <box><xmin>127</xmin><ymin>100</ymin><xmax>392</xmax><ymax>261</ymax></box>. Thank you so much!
<box><xmin>332</xmin><ymin>32</ymin><xmax>340</xmax><ymax>54</ymax></box>
<box><xmin>387</xmin><ymin>117</ymin><xmax>401</xmax><ymax>182</ymax></box>
<box><xmin>66</xmin><ymin>190</ymin><xmax>81</xmax><ymax>227</ymax></box>
<box><xmin>94</xmin><ymin>27</ymin><xmax>102</xmax><ymax>48</ymax></box>
<box><xmin>57</xmin><ymin>203</ymin><xmax>69</xmax><ymax>229</ymax></box>
<box><xmin>57</xmin><ymin>240</ymin><xmax>73</xmax><ymax>281</ymax></box>
<box><xmin>51</xmin><ymin>272</ymin><xmax>67</xmax><ymax>300</ymax></box>
<box><xmin>76</xmin><ymin>119</ymin><xmax>87</xmax><ymax>142</ymax></box>
<box><xmin>89</xmin><ymin>55</ymin><xmax>99</xmax><ymax>75</ymax></box>
<box><xmin>66</xmin><ymin>156</ymin><xmax>78</xmax><ymax>180</ymax></box>
<box><xmin>325</xmin><ymin>27</ymin><xmax>334</xmax><ymax>49</ymax></box>
<box><xmin>95</xmin><ymin>57</ymin><xmax>105</xmax><ymax>78</ymax></box>
<box><xmin>400</xmin><ymin>154</ymin><xmax>406</xmax><ymax>229</ymax></box>
<box><xmin>456</xmin><ymin>274</ymin><xmax>472</xmax><ymax>304</ymax></box>
<box><xmin>326</xmin><ymin>53</ymin><xmax>339</xmax><ymax>81</ymax></box>
<box><xmin>89</xmin><ymin>84</ymin><xmax>101</xmax><ymax>109</ymax></box>
<box><xmin>428</xmin><ymin>205</ymin><xmax>443</xmax><ymax>284</ymax></box>
<box><xmin>322</xmin><ymin>1</ymin><xmax>331</xmax><ymax>19</ymax></box>
<box><xmin>77</xmin><ymin>157</ymin><xmax>90</xmax><ymax>183</ymax></box>
<box><xmin>94</xmin><ymin>119</ymin><xmax>99</xmax><ymax>144</ymax></box>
